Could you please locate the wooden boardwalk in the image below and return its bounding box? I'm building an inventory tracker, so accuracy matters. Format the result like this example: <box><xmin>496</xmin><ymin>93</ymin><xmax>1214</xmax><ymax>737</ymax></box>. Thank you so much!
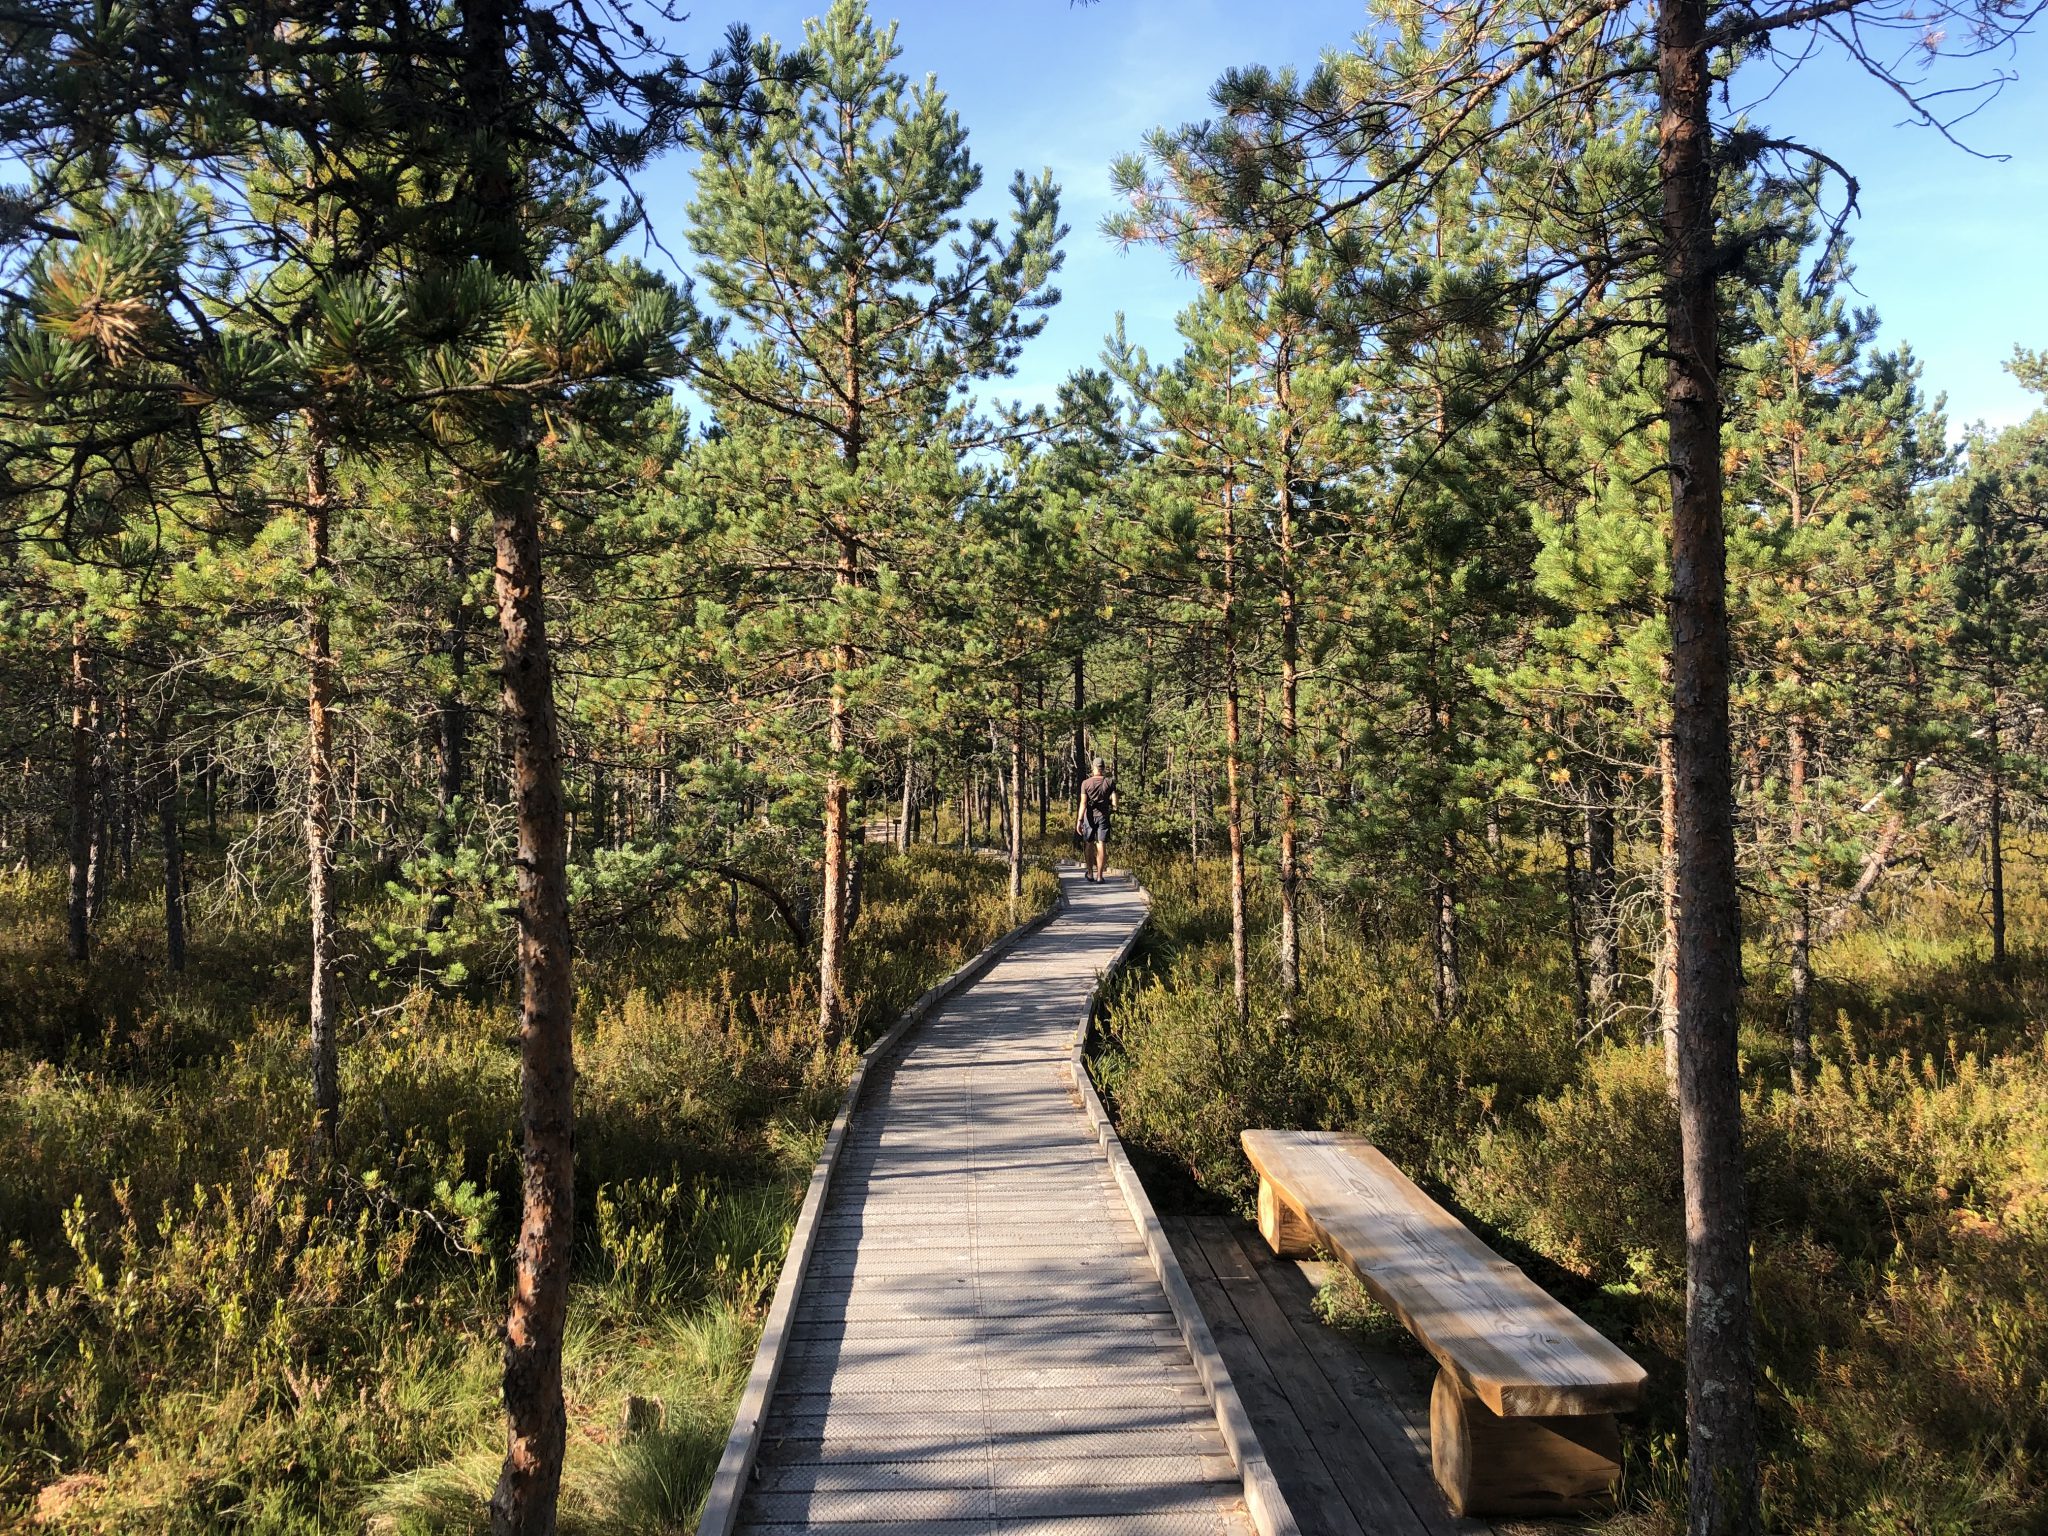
<box><xmin>1164</xmin><ymin>1213</ymin><xmax>1508</xmax><ymax>1536</ymax></box>
<box><xmin>731</xmin><ymin>870</ymin><xmax>1258</xmax><ymax>1536</ymax></box>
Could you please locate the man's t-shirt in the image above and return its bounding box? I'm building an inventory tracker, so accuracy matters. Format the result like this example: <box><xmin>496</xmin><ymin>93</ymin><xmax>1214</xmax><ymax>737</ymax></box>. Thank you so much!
<box><xmin>1080</xmin><ymin>773</ymin><xmax>1115</xmax><ymax>822</ymax></box>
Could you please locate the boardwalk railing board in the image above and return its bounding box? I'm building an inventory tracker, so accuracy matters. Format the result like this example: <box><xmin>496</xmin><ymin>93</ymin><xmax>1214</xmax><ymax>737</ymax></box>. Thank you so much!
<box><xmin>695</xmin><ymin>883</ymin><xmax>1065</xmax><ymax>1536</ymax></box>
<box><xmin>1241</xmin><ymin>1128</ymin><xmax>1647</xmax><ymax>1517</ymax></box>
<box><xmin>1069</xmin><ymin>878</ymin><xmax>1303</xmax><ymax>1536</ymax></box>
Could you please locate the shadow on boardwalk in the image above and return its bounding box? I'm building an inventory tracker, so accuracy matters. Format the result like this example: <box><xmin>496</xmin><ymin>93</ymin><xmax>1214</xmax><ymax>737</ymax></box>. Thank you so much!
<box><xmin>734</xmin><ymin>869</ymin><xmax>1258</xmax><ymax>1536</ymax></box>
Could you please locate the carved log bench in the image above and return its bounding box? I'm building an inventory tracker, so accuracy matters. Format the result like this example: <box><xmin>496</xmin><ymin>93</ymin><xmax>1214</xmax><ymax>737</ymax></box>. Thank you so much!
<box><xmin>1241</xmin><ymin>1129</ymin><xmax>1647</xmax><ymax>1518</ymax></box>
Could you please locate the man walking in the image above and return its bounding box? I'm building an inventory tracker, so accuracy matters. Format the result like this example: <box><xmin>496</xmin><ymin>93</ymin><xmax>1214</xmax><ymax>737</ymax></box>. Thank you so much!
<box><xmin>1075</xmin><ymin>757</ymin><xmax>1117</xmax><ymax>883</ymax></box>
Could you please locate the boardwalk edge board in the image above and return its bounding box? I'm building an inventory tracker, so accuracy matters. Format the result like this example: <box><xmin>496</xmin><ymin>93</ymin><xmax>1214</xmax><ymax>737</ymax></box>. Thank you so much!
<box><xmin>1067</xmin><ymin>879</ymin><xmax>1305</xmax><ymax>1536</ymax></box>
<box><xmin>697</xmin><ymin>881</ymin><xmax>1068</xmax><ymax>1536</ymax></box>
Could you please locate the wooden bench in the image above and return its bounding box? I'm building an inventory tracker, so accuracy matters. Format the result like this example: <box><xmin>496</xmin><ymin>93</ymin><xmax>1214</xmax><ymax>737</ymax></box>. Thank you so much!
<box><xmin>1241</xmin><ymin>1129</ymin><xmax>1647</xmax><ymax>1518</ymax></box>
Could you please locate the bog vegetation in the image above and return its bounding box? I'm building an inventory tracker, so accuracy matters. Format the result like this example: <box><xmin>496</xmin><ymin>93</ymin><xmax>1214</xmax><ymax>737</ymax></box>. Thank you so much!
<box><xmin>2</xmin><ymin>0</ymin><xmax>2044</xmax><ymax>1533</ymax></box>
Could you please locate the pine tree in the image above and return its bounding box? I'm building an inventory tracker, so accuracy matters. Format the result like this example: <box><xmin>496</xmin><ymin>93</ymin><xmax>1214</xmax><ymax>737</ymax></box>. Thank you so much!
<box><xmin>682</xmin><ymin>0</ymin><xmax>1063</xmax><ymax>1045</ymax></box>
<box><xmin>1724</xmin><ymin>258</ymin><xmax>1947</xmax><ymax>1076</ymax></box>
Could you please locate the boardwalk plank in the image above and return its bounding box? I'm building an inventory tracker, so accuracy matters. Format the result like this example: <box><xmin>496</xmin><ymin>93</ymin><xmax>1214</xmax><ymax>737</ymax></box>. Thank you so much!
<box><xmin>733</xmin><ymin>872</ymin><xmax>1260</xmax><ymax>1536</ymax></box>
<box><xmin>1167</xmin><ymin>1217</ymin><xmax>1367</xmax><ymax>1536</ymax></box>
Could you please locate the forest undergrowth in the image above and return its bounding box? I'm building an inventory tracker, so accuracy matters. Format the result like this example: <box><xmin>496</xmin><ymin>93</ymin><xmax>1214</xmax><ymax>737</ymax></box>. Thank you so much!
<box><xmin>0</xmin><ymin>844</ymin><xmax>1051</xmax><ymax>1534</ymax></box>
<box><xmin>1095</xmin><ymin>843</ymin><xmax>2048</xmax><ymax>1536</ymax></box>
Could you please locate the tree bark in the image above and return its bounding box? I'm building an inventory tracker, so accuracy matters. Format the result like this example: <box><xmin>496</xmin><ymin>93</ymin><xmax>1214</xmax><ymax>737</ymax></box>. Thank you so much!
<box><xmin>1432</xmin><ymin>840</ymin><xmax>1462</xmax><ymax>1025</ymax></box>
<box><xmin>304</xmin><ymin>416</ymin><xmax>342</xmax><ymax>1162</ymax></box>
<box><xmin>66</xmin><ymin>623</ymin><xmax>94</xmax><ymax>964</ymax></box>
<box><xmin>1563</xmin><ymin>804</ymin><xmax>1590</xmax><ymax>1034</ymax></box>
<box><xmin>1429</xmin><ymin>698</ymin><xmax>1463</xmax><ymax>1026</ymax></box>
<box><xmin>1987</xmin><ymin>697</ymin><xmax>2007</xmax><ymax>968</ymax></box>
<box><xmin>453</xmin><ymin>7</ymin><xmax>578</xmax><ymax>1530</ymax></box>
<box><xmin>818</xmin><ymin>250</ymin><xmax>866</xmax><ymax>1050</ymax></box>
<box><xmin>1276</xmin><ymin>475</ymin><xmax>1302</xmax><ymax>1019</ymax></box>
<box><xmin>1657</xmin><ymin>722</ymin><xmax>1681</xmax><ymax>1087</ymax></box>
<box><xmin>1008</xmin><ymin>681</ymin><xmax>1025</xmax><ymax>913</ymax></box>
<box><xmin>1659</xmin><ymin>6</ymin><xmax>1762</xmax><ymax>1529</ymax></box>
<box><xmin>1036</xmin><ymin>674</ymin><xmax>1049</xmax><ymax>838</ymax></box>
<box><xmin>1138</xmin><ymin>634</ymin><xmax>1155</xmax><ymax>796</ymax></box>
<box><xmin>86</xmin><ymin>695</ymin><xmax>109</xmax><ymax>923</ymax></box>
<box><xmin>1071</xmin><ymin>651</ymin><xmax>1088</xmax><ymax>792</ymax></box>
<box><xmin>485</xmin><ymin>438</ymin><xmax>577</xmax><ymax>1536</ymax></box>
<box><xmin>817</xmin><ymin>531</ymin><xmax>856</xmax><ymax>1048</ymax></box>
<box><xmin>156</xmin><ymin>721</ymin><xmax>186</xmax><ymax>973</ymax></box>
<box><xmin>429</xmin><ymin>508</ymin><xmax>470</xmax><ymax>933</ymax></box>
<box><xmin>898</xmin><ymin>747</ymin><xmax>914</xmax><ymax>853</ymax></box>
<box><xmin>114</xmin><ymin>694</ymin><xmax>134</xmax><ymax>882</ymax></box>
<box><xmin>1818</xmin><ymin>752</ymin><xmax>1921</xmax><ymax>941</ymax></box>
<box><xmin>1786</xmin><ymin>716</ymin><xmax>1812</xmax><ymax>1083</ymax></box>
<box><xmin>1584</xmin><ymin>771</ymin><xmax>1619</xmax><ymax>1036</ymax></box>
<box><xmin>1221</xmin><ymin>476</ymin><xmax>1250</xmax><ymax>1033</ymax></box>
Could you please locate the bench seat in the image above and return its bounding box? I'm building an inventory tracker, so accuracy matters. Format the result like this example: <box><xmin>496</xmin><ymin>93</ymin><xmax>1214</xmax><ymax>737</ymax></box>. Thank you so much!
<box><xmin>1241</xmin><ymin>1129</ymin><xmax>1647</xmax><ymax>1517</ymax></box>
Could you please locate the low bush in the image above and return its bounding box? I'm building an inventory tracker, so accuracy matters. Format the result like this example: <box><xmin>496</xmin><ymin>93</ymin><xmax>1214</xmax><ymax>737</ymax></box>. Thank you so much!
<box><xmin>0</xmin><ymin>845</ymin><xmax>1047</xmax><ymax>1532</ymax></box>
<box><xmin>1095</xmin><ymin>843</ymin><xmax>2048</xmax><ymax>1534</ymax></box>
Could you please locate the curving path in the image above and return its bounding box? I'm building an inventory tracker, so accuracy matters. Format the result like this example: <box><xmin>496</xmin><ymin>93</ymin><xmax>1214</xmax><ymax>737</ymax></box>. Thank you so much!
<box><xmin>730</xmin><ymin>868</ymin><xmax>1257</xmax><ymax>1535</ymax></box>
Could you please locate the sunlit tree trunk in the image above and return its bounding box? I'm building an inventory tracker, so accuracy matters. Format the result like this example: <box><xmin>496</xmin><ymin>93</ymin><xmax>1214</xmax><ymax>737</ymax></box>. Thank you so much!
<box><xmin>66</xmin><ymin>622</ymin><xmax>93</xmax><ymax>964</ymax></box>
<box><xmin>1221</xmin><ymin>474</ymin><xmax>1250</xmax><ymax>1032</ymax></box>
<box><xmin>1008</xmin><ymin>681</ymin><xmax>1025</xmax><ymax>913</ymax></box>
<box><xmin>1988</xmin><ymin>695</ymin><xmax>2007</xmax><ymax>968</ymax></box>
<box><xmin>1786</xmin><ymin>716</ymin><xmax>1813</xmax><ymax>1082</ymax></box>
<box><xmin>454</xmin><ymin>5</ymin><xmax>579</xmax><ymax>1529</ymax></box>
<box><xmin>156</xmin><ymin>716</ymin><xmax>186</xmax><ymax>973</ymax></box>
<box><xmin>1276</xmin><ymin>470</ymin><xmax>1302</xmax><ymax>1019</ymax></box>
<box><xmin>1584</xmin><ymin>770</ymin><xmax>1619</xmax><ymax>1035</ymax></box>
<box><xmin>905</xmin><ymin>745</ymin><xmax>921</xmax><ymax>856</ymax></box>
<box><xmin>1659</xmin><ymin>5</ymin><xmax>1762</xmax><ymax>1527</ymax></box>
<box><xmin>429</xmin><ymin>507</ymin><xmax>470</xmax><ymax>933</ymax></box>
<box><xmin>303</xmin><ymin>416</ymin><xmax>341</xmax><ymax>1161</ymax></box>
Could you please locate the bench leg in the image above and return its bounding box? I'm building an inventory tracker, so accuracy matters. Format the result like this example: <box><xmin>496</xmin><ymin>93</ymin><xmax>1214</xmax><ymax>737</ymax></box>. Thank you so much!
<box><xmin>1255</xmin><ymin>1177</ymin><xmax>1318</xmax><ymax>1258</ymax></box>
<box><xmin>1430</xmin><ymin>1371</ymin><xmax>1622</xmax><ymax>1517</ymax></box>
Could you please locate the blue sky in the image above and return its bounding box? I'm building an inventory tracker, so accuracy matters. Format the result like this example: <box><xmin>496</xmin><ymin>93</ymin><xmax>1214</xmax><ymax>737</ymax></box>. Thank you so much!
<box><xmin>633</xmin><ymin>1</ymin><xmax>2048</xmax><ymax>433</ymax></box>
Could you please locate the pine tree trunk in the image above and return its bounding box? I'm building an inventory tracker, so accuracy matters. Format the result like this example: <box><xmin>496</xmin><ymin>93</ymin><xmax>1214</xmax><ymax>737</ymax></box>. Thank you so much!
<box><xmin>304</xmin><ymin>418</ymin><xmax>342</xmax><ymax>1161</ymax></box>
<box><xmin>817</xmin><ymin>531</ymin><xmax>856</xmax><ymax>1048</ymax></box>
<box><xmin>898</xmin><ymin>748</ymin><xmax>914</xmax><ymax>853</ymax></box>
<box><xmin>157</xmin><ymin>722</ymin><xmax>186</xmax><ymax>973</ymax></box>
<box><xmin>1431</xmin><ymin>840</ymin><xmax>1462</xmax><ymax>1025</ymax></box>
<box><xmin>429</xmin><ymin>509</ymin><xmax>470</xmax><ymax>933</ymax></box>
<box><xmin>1659</xmin><ymin>6</ymin><xmax>1762</xmax><ymax>1528</ymax></box>
<box><xmin>86</xmin><ymin>708</ymin><xmax>109</xmax><ymax>922</ymax></box>
<box><xmin>1563</xmin><ymin>806</ymin><xmax>1590</xmax><ymax>1034</ymax></box>
<box><xmin>1429</xmin><ymin>698</ymin><xmax>1462</xmax><ymax>1026</ymax></box>
<box><xmin>115</xmin><ymin>695</ymin><xmax>134</xmax><ymax>882</ymax></box>
<box><xmin>452</xmin><ymin>8</ymin><xmax>579</xmax><ymax>1530</ymax></box>
<box><xmin>66</xmin><ymin>623</ymin><xmax>94</xmax><ymax>964</ymax></box>
<box><xmin>1071</xmin><ymin>652</ymin><xmax>1088</xmax><ymax>792</ymax></box>
<box><xmin>845</xmin><ymin>838</ymin><xmax>864</xmax><ymax>934</ymax></box>
<box><xmin>1008</xmin><ymin>681</ymin><xmax>1025</xmax><ymax>913</ymax></box>
<box><xmin>1221</xmin><ymin>478</ymin><xmax>1250</xmax><ymax>1033</ymax></box>
<box><xmin>1988</xmin><ymin>700</ymin><xmax>2006</xmax><ymax>968</ymax></box>
<box><xmin>1585</xmin><ymin>772</ymin><xmax>1619</xmax><ymax>1035</ymax></box>
<box><xmin>1276</xmin><ymin>481</ymin><xmax>1301</xmax><ymax>1019</ymax></box>
<box><xmin>1786</xmin><ymin>716</ymin><xmax>1812</xmax><ymax>1083</ymax></box>
<box><xmin>1036</xmin><ymin>674</ymin><xmax>1049</xmax><ymax>838</ymax></box>
<box><xmin>1138</xmin><ymin>635</ymin><xmax>1155</xmax><ymax>795</ymax></box>
<box><xmin>1658</xmin><ymin>724</ymin><xmax>1681</xmax><ymax>1088</ymax></box>
<box><xmin>485</xmin><ymin>441</ymin><xmax>577</xmax><ymax>1536</ymax></box>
